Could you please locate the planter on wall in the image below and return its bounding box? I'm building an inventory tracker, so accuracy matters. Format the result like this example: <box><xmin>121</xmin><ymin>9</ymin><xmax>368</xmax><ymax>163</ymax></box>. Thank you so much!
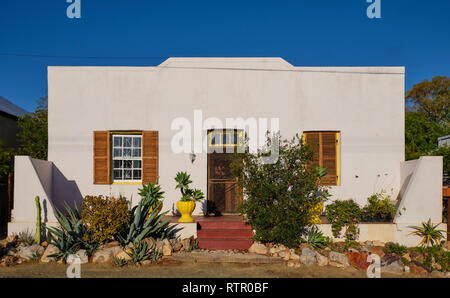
<box><xmin>177</xmin><ymin>201</ymin><xmax>196</xmax><ymax>223</ymax></box>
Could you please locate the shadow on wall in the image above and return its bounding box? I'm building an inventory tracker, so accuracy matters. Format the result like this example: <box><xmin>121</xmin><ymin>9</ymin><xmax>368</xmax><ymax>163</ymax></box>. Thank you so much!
<box><xmin>50</xmin><ymin>164</ymin><xmax>82</xmax><ymax>214</ymax></box>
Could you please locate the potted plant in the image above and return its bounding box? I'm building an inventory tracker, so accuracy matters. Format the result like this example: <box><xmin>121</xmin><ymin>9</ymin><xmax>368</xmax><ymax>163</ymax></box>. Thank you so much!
<box><xmin>175</xmin><ymin>171</ymin><xmax>205</xmax><ymax>222</ymax></box>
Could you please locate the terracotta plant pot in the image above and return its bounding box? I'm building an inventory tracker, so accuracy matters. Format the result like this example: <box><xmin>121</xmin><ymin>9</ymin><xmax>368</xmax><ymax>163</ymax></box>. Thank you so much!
<box><xmin>177</xmin><ymin>201</ymin><xmax>196</xmax><ymax>223</ymax></box>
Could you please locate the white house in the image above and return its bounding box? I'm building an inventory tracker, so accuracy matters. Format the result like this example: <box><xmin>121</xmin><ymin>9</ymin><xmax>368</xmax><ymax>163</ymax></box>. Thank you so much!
<box><xmin>8</xmin><ymin>58</ymin><xmax>444</xmax><ymax>246</ymax></box>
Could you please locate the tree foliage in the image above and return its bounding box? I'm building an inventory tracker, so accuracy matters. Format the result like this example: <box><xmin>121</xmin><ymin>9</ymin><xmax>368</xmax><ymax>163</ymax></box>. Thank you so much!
<box><xmin>16</xmin><ymin>96</ymin><xmax>48</xmax><ymax>160</ymax></box>
<box><xmin>229</xmin><ymin>133</ymin><xmax>330</xmax><ymax>248</ymax></box>
<box><xmin>405</xmin><ymin>76</ymin><xmax>449</xmax><ymax>178</ymax></box>
<box><xmin>406</xmin><ymin>76</ymin><xmax>449</xmax><ymax>123</ymax></box>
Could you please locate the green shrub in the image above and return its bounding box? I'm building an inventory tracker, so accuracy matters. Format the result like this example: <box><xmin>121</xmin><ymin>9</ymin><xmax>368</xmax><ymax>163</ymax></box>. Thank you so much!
<box><xmin>229</xmin><ymin>133</ymin><xmax>330</xmax><ymax>248</ymax></box>
<box><xmin>325</xmin><ymin>199</ymin><xmax>361</xmax><ymax>241</ymax></box>
<box><xmin>361</xmin><ymin>193</ymin><xmax>396</xmax><ymax>222</ymax></box>
<box><xmin>384</xmin><ymin>242</ymin><xmax>407</xmax><ymax>256</ymax></box>
<box><xmin>410</xmin><ymin>246</ymin><xmax>450</xmax><ymax>272</ymax></box>
<box><xmin>81</xmin><ymin>195</ymin><xmax>130</xmax><ymax>244</ymax></box>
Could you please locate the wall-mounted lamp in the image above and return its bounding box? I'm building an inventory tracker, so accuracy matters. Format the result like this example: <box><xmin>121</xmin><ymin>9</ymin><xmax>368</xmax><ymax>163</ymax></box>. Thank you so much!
<box><xmin>190</xmin><ymin>152</ymin><xmax>196</xmax><ymax>164</ymax></box>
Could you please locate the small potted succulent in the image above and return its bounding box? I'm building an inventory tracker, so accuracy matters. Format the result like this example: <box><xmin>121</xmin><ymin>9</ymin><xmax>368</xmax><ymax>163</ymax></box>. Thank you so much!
<box><xmin>175</xmin><ymin>171</ymin><xmax>205</xmax><ymax>223</ymax></box>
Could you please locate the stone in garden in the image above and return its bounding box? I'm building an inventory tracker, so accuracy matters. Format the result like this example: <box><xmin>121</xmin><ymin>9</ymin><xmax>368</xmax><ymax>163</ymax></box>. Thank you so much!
<box><xmin>328</xmin><ymin>251</ymin><xmax>349</xmax><ymax>267</ymax></box>
<box><xmin>381</xmin><ymin>260</ymin><xmax>404</xmax><ymax>275</ymax></box>
<box><xmin>41</xmin><ymin>241</ymin><xmax>48</xmax><ymax>247</ymax></box>
<box><xmin>40</xmin><ymin>244</ymin><xmax>60</xmax><ymax>263</ymax></box>
<box><xmin>248</xmin><ymin>242</ymin><xmax>268</xmax><ymax>255</ymax></box>
<box><xmin>372</xmin><ymin>240</ymin><xmax>384</xmax><ymax>247</ymax></box>
<box><xmin>299</xmin><ymin>247</ymin><xmax>316</xmax><ymax>266</ymax></box>
<box><xmin>369</xmin><ymin>247</ymin><xmax>384</xmax><ymax>257</ymax></box>
<box><xmin>278</xmin><ymin>250</ymin><xmax>287</xmax><ymax>258</ymax></box>
<box><xmin>142</xmin><ymin>260</ymin><xmax>152</xmax><ymax>265</ymax></box>
<box><xmin>445</xmin><ymin>272</ymin><xmax>450</xmax><ymax>278</ymax></box>
<box><xmin>92</xmin><ymin>246</ymin><xmax>120</xmax><ymax>263</ymax></box>
<box><xmin>75</xmin><ymin>249</ymin><xmax>89</xmax><ymax>264</ymax></box>
<box><xmin>364</xmin><ymin>241</ymin><xmax>373</xmax><ymax>248</ymax></box>
<box><xmin>328</xmin><ymin>261</ymin><xmax>345</xmax><ymax>268</ymax></box>
<box><xmin>315</xmin><ymin>252</ymin><xmax>329</xmax><ymax>267</ymax></box>
<box><xmin>346</xmin><ymin>252</ymin><xmax>370</xmax><ymax>271</ymax></box>
<box><xmin>1</xmin><ymin>255</ymin><xmax>18</xmax><ymax>267</ymax></box>
<box><xmin>409</xmin><ymin>251</ymin><xmax>424</xmax><ymax>263</ymax></box>
<box><xmin>16</xmin><ymin>244</ymin><xmax>44</xmax><ymax>260</ymax></box>
<box><xmin>282</xmin><ymin>251</ymin><xmax>291</xmax><ymax>261</ymax></box>
<box><xmin>381</xmin><ymin>255</ymin><xmax>400</xmax><ymax>266</ymax></box>
<box><xmin>104</xmin><ymin>241</ymin><xmax>120</xmax><ymax>248</ymax></box>
<box><xmin>432</xmin><ymin>263</ymin><xmax>442</xmax><ymax>271</ymax></box>
<box><xmin>155</xmin><ymin>240</ymin><xmax>165</xmax><ymax>252</ymax></box>
<box><xmin>348</xmin><ymin>248</ymin><xmax>359</xmax><ymax>253</ymax></box>
<box><xmin>409</xmin><ymin>262</ymin><xmax>428</xmax><ymax>275</ymax></box>
<box><xmin>162</xmin><ymin>244</ymin><xmax>172</xmax><ymax>256</ymax></box>
<box><xmin>290</xmin><ymin>253</ymin><xmax>300</xmax><ymax>261</ymax></box>
<box><xmin>287</xmin><ymin>260</ymin><xmax>301</xmax><ymax>268</ymax></box>
<box><xmin>404</xmin><ymin>266</ymin><xmax>410</xmax><ymax>273</ymax></box>
<box><xmin>143</xmin><ymin>237</ymin><xmax>156</xmax><ymax>250</ymax></box>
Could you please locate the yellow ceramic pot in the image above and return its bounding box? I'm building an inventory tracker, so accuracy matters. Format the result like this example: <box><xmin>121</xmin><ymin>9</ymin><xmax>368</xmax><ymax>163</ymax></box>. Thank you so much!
<box><xmin>147</xmin><ymin>202</ymin><xmax>163</xmax><ymax>219</ymax></box>
<box><xmin>177</xmin><ymin>201</ymin><xmax>196</xmax><ymax>223</ymax></box>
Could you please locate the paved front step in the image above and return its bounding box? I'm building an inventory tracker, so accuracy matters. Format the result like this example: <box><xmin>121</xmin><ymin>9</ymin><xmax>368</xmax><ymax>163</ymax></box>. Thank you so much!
<box><xmin>197</xmin><ymin>238</ymin><xmax>254</xmax><ymax>250</ymax></box>
<box><xmin>197</xmin><ymin>221</ymin><xmax>252</xmax><ymax>230</ymax></box>
<box><xmin>197</xmin><ymin>229</ymin><xmax>253</xmax><ymax>239</ymax></box>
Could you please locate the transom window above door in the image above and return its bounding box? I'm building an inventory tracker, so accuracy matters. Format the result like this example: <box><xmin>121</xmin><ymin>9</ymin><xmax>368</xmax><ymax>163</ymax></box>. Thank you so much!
<box><xmin>208</xmin><ymin>130</ymin><xmax>243</xmax><ymax>147</ymax></box>
<box><xmin>112</xmin><ymin>134</ymin><xmax>142</xmax><ymax>182</ymax></box>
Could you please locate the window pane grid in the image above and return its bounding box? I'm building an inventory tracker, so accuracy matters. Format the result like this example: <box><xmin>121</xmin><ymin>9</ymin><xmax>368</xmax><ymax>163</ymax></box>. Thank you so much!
<box><xmin>112</xmin><ymin>134</ymin><xmax>142</xmax><ymax>181</ymax></box>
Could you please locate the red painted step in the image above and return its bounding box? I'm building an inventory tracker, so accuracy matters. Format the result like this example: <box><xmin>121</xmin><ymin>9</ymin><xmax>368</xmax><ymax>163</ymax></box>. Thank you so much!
<box><xmin>197</xmin><ymin>239</ymin><xmax>254</xmax><ymax>250</ymax></box>
<box><xmin>197</xmin><ymin>219</ymin><xmax>254</xmax><ymax>250</ymax></box>
<box><xmin>197</xmin><ymin>229</ymin><xmax>254</xmax><ymax>239</ymax></box>
<box><xmin>197</xmin><ymin>221</ymin><xmax>252</xmax><ymax>230</ymax></box>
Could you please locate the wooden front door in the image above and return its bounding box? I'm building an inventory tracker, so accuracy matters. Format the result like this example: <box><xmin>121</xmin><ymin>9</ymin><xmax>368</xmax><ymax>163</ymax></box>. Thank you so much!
<box><xmin>207</xmin><ymin>130</ymin><xmax>242</xmax><ymax>214</ymax></box>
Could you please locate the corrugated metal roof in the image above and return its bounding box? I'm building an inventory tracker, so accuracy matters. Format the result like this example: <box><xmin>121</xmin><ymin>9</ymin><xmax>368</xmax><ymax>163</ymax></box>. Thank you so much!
<box><xmin>0</xmin><ymin>96</ymin><xmax>28</xmax><ymax>117</ymax></box>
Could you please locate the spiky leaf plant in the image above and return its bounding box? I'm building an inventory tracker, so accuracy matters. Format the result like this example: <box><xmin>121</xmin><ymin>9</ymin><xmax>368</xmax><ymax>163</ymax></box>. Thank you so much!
<box><xmin>409</xmin><ymin>218</ymin><xmax>446</xmax><ymax>248</ymax></box>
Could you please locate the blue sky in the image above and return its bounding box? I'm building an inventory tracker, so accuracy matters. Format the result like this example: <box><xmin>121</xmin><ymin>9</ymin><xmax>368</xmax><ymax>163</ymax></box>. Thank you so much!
<box><xmin>0</xmin><ymin>0</ymin><xmax>449</xmax><ymax>112</ymax></box>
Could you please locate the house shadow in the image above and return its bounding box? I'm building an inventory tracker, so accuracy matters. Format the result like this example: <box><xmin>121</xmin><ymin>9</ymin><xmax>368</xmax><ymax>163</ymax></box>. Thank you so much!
<box><xmin>50</xmin><ymin>164</ymin><xmax>83</xmax><ymax>215</ymax></box>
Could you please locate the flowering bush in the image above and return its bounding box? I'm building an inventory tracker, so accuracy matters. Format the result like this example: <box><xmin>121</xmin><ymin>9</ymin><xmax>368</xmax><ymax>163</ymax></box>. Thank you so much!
<box><xmin>230</xmin><ymin>133</ymin><xmax>330</xmax><ymax>248</ymax></box>
<box><xmin>325</xmin><ymin>199</ymin><xmax>361</xmax><ymax>241</ymax></box>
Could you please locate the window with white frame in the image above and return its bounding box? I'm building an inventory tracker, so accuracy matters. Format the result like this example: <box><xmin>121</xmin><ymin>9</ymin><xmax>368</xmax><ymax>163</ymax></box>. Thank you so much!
<box><xmin>112</xmin><ymin>134</ymin><xmax>142</xmax><ymax>182</ymax></box>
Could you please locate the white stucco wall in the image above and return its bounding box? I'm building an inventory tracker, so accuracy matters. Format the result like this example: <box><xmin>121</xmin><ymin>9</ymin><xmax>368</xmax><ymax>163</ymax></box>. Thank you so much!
<box><xmin>47</xmin><ymin>58</ymin><xmax>405</xmax><ymax>215</ymax></box>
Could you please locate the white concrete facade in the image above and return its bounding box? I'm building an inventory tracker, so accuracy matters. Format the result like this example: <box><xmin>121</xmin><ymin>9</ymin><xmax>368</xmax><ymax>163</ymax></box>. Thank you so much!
<box><xmin>46</xmin><ymin>58</ymin><xmax>405</xmax><ymax>214</ymax></box>
<box><xmin>9</xmin><ymin>58</ymin><xmax>445</xmax><ymax>245</ymax></box>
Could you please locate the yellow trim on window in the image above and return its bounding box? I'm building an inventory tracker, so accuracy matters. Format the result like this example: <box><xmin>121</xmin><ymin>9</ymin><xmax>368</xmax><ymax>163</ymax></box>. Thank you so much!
<box><xmin>109</xmin><ymin>131</ymin><xmax>142</xmax><ymax>135</ymax></box>
<box><xmin>112</xmin><ymin>182</ymin><xmax>142</xmax><ymax>185</ymax></box>
<box><xmin>336</xmin><ymin>132</ymin><xmax>340</xmax><ymax>186</ymax></box>
<box><xmin>208</xmin><ymin>130</ymin><xmax>243</xmax><ymax>147</ymax></box>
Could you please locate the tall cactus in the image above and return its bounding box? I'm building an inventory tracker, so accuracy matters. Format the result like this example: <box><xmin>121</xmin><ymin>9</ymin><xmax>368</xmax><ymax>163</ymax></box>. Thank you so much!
<box><xmin>34</xmin><ymin>196</ymin><xmax>41</xmax><ymax>245</ymax></box>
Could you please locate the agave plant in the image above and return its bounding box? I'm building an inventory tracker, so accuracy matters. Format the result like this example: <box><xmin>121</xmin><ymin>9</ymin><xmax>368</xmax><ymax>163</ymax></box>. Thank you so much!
<box><xmin>46</xmin><ymin>202</ymin><xmax>98</xmax><ymax>262</ymax></box>
<box><xmin>125</xmin><ymin>241</ymin><xmax>150</xmax><ymax>264</ymax></box>
<box><xmin>115</xmin><ymin>195</ymin><xmax>175</xmax><ymax>246</ymax></box>
<box><xmin>112</xmin><ymin>256</ymin><xmax>129</xmax><ymax>267</ymax></box>
<box><xmin>302</xmin><ymin>226</ymin><xmax>330</xmax><ymax>249</ymax></box>
<box><xmin>409</xmin><ymin>218</ymin><xmax>446</xmax><ymax>248</ymax></box>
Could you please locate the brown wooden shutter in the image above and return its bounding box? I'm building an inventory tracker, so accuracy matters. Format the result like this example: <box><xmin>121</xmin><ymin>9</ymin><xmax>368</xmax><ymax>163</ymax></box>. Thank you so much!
<box><xmin>93</xmin><ymin>131</ymin><xmax>111</xmax><ymax>184</ymax></box>
<box><xmin>304</xmin><ymin>131</ymin><xmax>338</xmax><ymax>186</ymax></box>
<box><xmin>321</xmin><ymin>132</ymin><xmax>337</xmax><ymax>185</ymax></box>
<box><xmin>142</xmin><ymin>131</ymin><xmax>159</xmax><ymax>184</ymax></box>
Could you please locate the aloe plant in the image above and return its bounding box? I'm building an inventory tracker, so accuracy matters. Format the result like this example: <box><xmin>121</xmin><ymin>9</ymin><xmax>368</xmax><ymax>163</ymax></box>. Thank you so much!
<box><xmin>125</xmin><ymin>241</ymin><xmax>150</xmax><ymax>264</ymax></box>
<box><xmin>47</xmin><ymin>202</ymin><xmax>98</xmax><ymax>262</ymax></box>
<box><xmin>115</xmin><ymin>191</ymin><xmax>175</xmax><ymax>246</ymax></box>
<box><xmin>302</xmin><ymin>226</ymin><xmax>330</xmax><ymax>249</ymax></box>
<box><xmin>409</xmin><ymin>218</ymin><xmax>446</xmax><ymax>248</ymax></box>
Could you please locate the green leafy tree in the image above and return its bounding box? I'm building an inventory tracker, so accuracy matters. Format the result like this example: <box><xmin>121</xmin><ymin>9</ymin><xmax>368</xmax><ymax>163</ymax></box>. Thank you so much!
<box><xmin>0</xmin><ymin>141</ymin><xmax>14</xmax><ymax>186</ymax></box>
<box><xmin>229</xmin><ymin>133</ymin><xmax>330</xmax><ymax>248</ymax></box>
<box><xmin>406</xmin><ymin>76</ymin><xmax>449</xmax><ymax>123</ymax></box>
<box><xmin>17</xmin><ymin>96</ymin><xmax>48</xmax><ymax>160</ymax></box>
<box><xmin>405</xmin><ymin>111</ymin><xmax>449</xmax><ymax>160</ymax></box>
